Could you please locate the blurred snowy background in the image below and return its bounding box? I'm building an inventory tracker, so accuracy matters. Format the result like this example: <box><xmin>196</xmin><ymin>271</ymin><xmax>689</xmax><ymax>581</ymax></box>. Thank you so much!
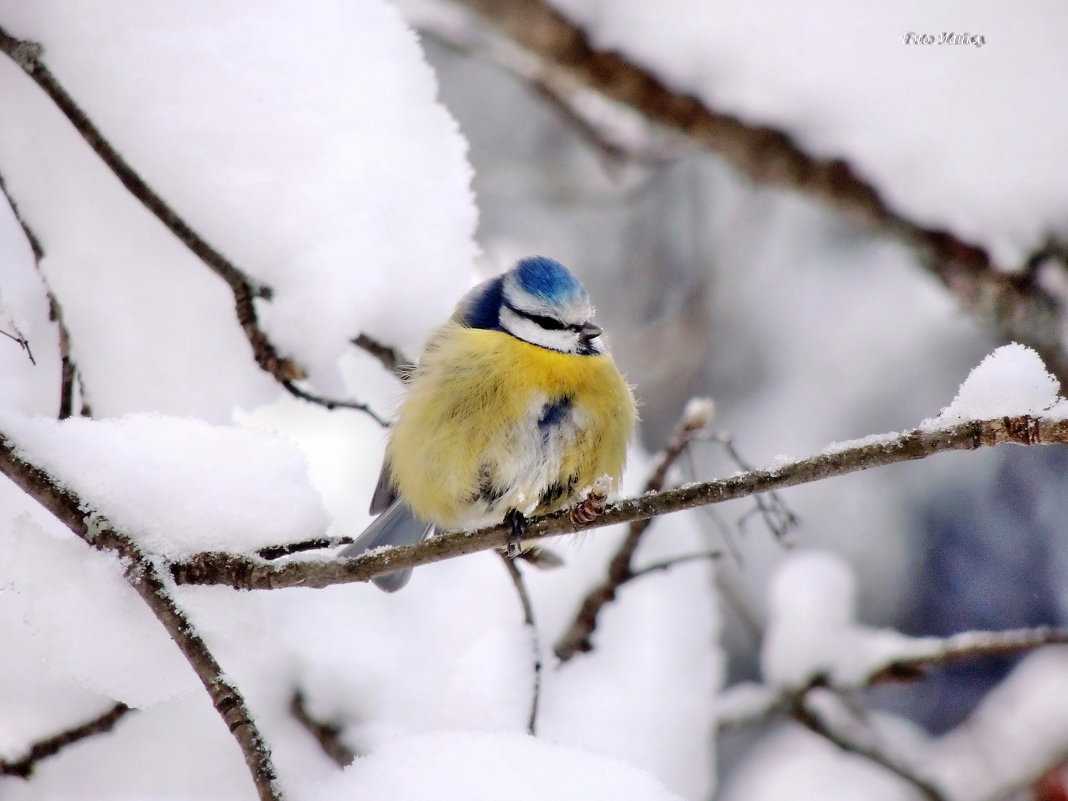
<box><xmin>2</xmin><ymin>1</ymin><xmax>1068</xmax><ymax>799</ymax></box>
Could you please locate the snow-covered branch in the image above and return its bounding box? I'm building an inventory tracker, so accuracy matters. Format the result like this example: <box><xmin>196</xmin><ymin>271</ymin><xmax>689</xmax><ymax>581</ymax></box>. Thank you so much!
<box><xmin>454</xmin><ymin>0</ymin><xmax>1068</xmax><ymax>386</ymax></box>
<box><xmin>791</xmin><ymin>688</ymin><xmax>947</xmax><ymax>801</ymax></box>
<box><xmin>0</xmin><ymin>23</ymin><xmax>390</xmax><ymax>428</ymax></box>
<box><xmin>0</xmin><ymin>429</ymin><xmax>283</xmax><ymax>801</ymax></box>
<box><xmin>168</xmin><ymin>412</ymin><xmax>1068</xmax><ymax>591</ymax></box>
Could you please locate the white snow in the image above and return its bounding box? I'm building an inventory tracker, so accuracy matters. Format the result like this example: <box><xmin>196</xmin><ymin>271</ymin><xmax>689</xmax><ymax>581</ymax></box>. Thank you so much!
<box><xmin>716</xmin><ymin>681</ymin><xmax>779</xmax><ymax>727</ymax></box>
<box><xmin>546</xmin><ymin>0</ymin><xmax>1068</xmax><ymax>268</ymax></box>
<box><xmin>721</xmin><ymin>723</ymin><xmax>921</xmax><ymax>801</ymax></box>
<box><xmin>0</xmin><ymin>515</ymin><xmax>198</xmax><ymax>708</ymax></box>
<box><xmin>0</xmin><ymin>410</ymin><xmax>329</xmax><ymax>557</ymax></box>
<box><xmin>929</xmin><ymin>343</ymin><xmax>1063</xmax><ymax>425</ymax></box>
<box><xmin>0</xmin><ymin>0</ymin><xmax>478</xmax><ymax>416</ymax></box>
<box><xmin>311</xmin><ymin>730</ymin><xmax>686</xmax><ymax>801</ymax></box>
<box><xmin>761</xmin><ymin>551</ymin><xmax>939</xmax><ymax>689</ymax></box>
<box><xmin>926</xmin><ymin>647</ymin><xmax>1068</xmax><ymax>801</ymax></box>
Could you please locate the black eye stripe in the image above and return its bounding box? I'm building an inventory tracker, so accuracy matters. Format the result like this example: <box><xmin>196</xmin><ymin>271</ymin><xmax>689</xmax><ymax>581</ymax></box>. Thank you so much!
<box><xmin>505</xmin><ymin>301</ymin><xmax>574</xmax><ymax>332</ymax></box>
<box><xmin>527</xmin><ymin>313</ymin><xmax>566</xmax><ymax>331</ymax></box>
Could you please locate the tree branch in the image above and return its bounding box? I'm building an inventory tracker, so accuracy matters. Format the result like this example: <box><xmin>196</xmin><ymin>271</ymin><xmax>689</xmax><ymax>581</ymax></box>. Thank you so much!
<box><xmin>870</xmin><ymin>625</ymin><xmax>1068</xmax><ymax>683</ymax></box>
<box><xmin>0</xmin><ymin>702</ymin><xmax>132</xmax><ymax>779</ymax></box>
<box><xmin>720</xmin><ymin>625</ymin><xmax>1068</xmax><ymax>732</ymax></box>
<box><xmin>454</xmin><ymin>0</ymin><xmax>1068</xmax><ymax>386</ymax></box>
<box><xmin>0</xmin><ymin>24</ymin><xmax>388</xmax><ymax>428</ymax></box>
<box><xmin>168</xmin><ymin>414</ymin><xmax>1068</xmax><ymax>591</ymax></box>
<box><xmin>0</xmin><ymin>431</ymin><xmax>284</xmax><ymax>801</ymax></box>
<box><xmin>554</xmin><ymin>399</ymin><xmax>712</xmax><ymax>661</ymax></box>
<box><xmin>409</xmin><ymin>0</ymin><xmax>675</xmax><ymax>170</ymax></box>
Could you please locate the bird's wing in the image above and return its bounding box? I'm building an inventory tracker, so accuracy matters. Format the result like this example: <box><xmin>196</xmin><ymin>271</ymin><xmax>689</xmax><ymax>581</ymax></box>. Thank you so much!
<box><xmin>369</xmin><ymin>457</ymin><xmax>397</xmax><ymax>515</ymax></box>
<box><xmin>340</xmin><ymin>499</ymin><xmax>433</xmax><ymax>592</ymax></box>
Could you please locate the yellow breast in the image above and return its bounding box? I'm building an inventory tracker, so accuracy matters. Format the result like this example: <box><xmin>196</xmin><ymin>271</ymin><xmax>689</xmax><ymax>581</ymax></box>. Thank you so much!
<box><xmin>386</xmin><ymin>323</ymin><xmax>636</xmax><ymax>529</ymax></box>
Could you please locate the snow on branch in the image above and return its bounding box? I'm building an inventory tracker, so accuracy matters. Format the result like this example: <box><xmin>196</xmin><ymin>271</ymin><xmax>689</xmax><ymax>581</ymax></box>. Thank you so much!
<box><xmin>0</xmin><ymin>23</ymin><xmax>390</xmax><ymax>428</ymax></box>
<box><xmin>0</xmin><ymin>430</ymin><xmax>284</xmax><ymax>801</ymax></box>
<box><xmin>453</xmin><ymin>0</ymin><xmax>1068</xmax><ymax>386</ymax></box>
<box><xmin>170</xmin><ymin>411</ymin><xmax>1068</xmax><ymax>591</ymax></box>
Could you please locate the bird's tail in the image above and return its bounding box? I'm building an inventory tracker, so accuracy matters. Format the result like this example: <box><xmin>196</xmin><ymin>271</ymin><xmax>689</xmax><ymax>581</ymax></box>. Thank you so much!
<box><xmin>340</xmin><ymin>500</ymin><xmax>433</xmax><ymax>592</ymax></box>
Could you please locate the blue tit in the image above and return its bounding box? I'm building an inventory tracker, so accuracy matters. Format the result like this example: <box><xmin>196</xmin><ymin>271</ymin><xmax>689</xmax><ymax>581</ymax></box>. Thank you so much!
<box><xmin>343</xmin><ymin>256</ymin><xmax>637</xmax><ymax>591</ymax></box>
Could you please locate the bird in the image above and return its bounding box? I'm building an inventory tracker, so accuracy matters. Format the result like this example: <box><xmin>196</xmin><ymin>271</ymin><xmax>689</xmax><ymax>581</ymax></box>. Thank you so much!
<box><xmin>342</xmin><ymin>256</ymin><xmax>637</xmax><ymax>591</ymax></box>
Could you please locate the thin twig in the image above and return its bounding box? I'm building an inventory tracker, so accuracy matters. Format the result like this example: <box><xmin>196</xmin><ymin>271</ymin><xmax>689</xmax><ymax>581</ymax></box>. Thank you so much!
<box><xmin>282</xmin><ymin>380</ymin><xmax>390</xmax><ymax>428</ymax></box>
<box><xmin>352</xmin><ymin>333</ymin><xmax>414</xmax><ymax>379</ymax></box>
<box><xmin>0</xmin><ymin>434</ymin><xmax>284</xmax><ymax>801</ymax></box>
<box><xmin>0</xmin><ymin>168</ymin><xmax>43</xmax><ymax>261</ymax></box>
<box><xmin>0</xmin><ymin>170</ymin><xmax>39</xmax><ymax>368</ymax></box>
<box><xmin>289</xmin><ymin>690</ymin><xmax>355</xmax><ymax>768</ymax></box>
<box><xmin>500</xmin><ymin>554</ymin><xmax>542</xmax><ymax>735</ymax></box>
<box><xmin>710</xmin><ymin>430</ymin><xmax>798</xmax><ymax>542</ymax></box>
<box><xmin>164</xmin><ymin>414</ymin><xmax>1068</xmax><ymax>590</ymax></box>
<box><xmin>0</xmin><ymin>327</ymin><xmax>34</xmax><ymax>364</ymax></box>
<box><xmin>0</xmin><ymin>168</ymin><xmax>84</xmax><ymax>416</ymax></box>
<box><xmin>0</xmin><ymin>25</ymin><xmax>389</xmax><ymax>428</ymax></box>
<box><xmin>0</xmin><ymin>702</ymin><xmax>132</xmax><ymax>779</ymax></box>
<box><xmin>628</xmin><ymin>550</ymin><xmax>722</xmax><ymax>580</ymax></box>
<box><xmin>554</xmin><ymin>400</ymin><xmax>713</xmax><ymax>661</ymax></box>
<box><xmin>455</xmin><ymin>0</ymin><xmax>1068</xmax><ymax>387</ymax></box>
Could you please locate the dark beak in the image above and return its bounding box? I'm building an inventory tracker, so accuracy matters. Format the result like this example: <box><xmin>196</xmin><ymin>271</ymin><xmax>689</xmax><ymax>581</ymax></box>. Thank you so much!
<box><xmin>579</xmin><ymin>321</ymin><xmax>603</xmax><ymax>341</ymax></box>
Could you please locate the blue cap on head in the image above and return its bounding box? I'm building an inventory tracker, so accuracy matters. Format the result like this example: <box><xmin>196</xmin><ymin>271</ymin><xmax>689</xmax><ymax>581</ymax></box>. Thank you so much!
<box><xmin>513</xmin><ymin>256</ymin><xmax>588</xmax><ymax>305</ymax></box>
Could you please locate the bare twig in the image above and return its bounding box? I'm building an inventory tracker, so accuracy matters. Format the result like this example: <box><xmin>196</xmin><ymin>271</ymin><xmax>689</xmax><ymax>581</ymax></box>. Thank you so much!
<box><xmin>0</xmin><ymin>168</ymin><xmax>86</xmax><ymax>417</ymax></box>
<box><xmin>166</xmin><ymin>414</ymin><xmax>1068</xmax><ymax>591</ymax></box>
<box><xmin>554</xmin><ymin>400</ymin><xmax>712</xmax><ymax>661</ymax></box>
<box><xmin>0</xmin><ymin>432</ymin><xmax>283</xmax><ymax>801</ymax></box>
<box><xmin>790</xmin><ymin>688</ymin><xmax>946</xmax><ymax>801</ymax></box>
<box><xmin>282</xmin><ymin>381</ymin><xmax>390</xmax><ymax>428</ymax></box>
<box><xmin>628</xmin><ymin>550</ymin><xmax>722</xmax><ymax>580</ymax></box>
<box><xmin>500</xmin><ymin>554</ymin><xmax>542</xmax><ymax>735</ymax></box>
<box><xmin>710</xmin><ymin>431</ymin><xmax>798</xmax><ymax>542</ymax></box>
<box><xmin>455</xmin><ymin>0</ymin><xmax>1068</xmax><ymax>386</ymax></box>
<box><xmin>0</xmin><ymin>168</ymin><xmax>43</xmax><ymax>261</ymax></box>
<box><xmin>0</xmin><ymin>702</ymin><xmax>132</xmax><ymax>779</ymax></box>
<box><xmin>0</xmin><ymin>327</ymin><xmax>34</xmax><ymax>364</ymax></box>
<box><xmin>0</xmin><ymin>25</ymin><xmax>389</xmax><ymax>428</ymax></box>
<box><xmin>0</xmin><ymin>170</ymin><xmax>39</xmax><ymax>368</ymax></box>
<box><xmin>289</xmin><ymin>690</ymin><xmax>355</xmax><ymax>768</ymax></box>
<box><xmin>352</xmin><ymin>333</ymin><xmax>414</xmax><ymax>378</ymax></box>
